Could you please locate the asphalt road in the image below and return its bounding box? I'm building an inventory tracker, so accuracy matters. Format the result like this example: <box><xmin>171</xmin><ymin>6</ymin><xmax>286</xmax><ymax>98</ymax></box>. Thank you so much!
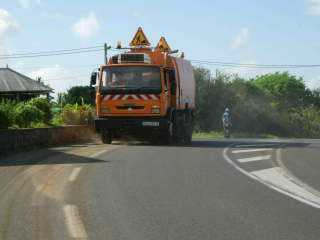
<box><xmin>0</xmin><ymin>139</ymin><xmax>320</xmax><ymax>239</ymax></box>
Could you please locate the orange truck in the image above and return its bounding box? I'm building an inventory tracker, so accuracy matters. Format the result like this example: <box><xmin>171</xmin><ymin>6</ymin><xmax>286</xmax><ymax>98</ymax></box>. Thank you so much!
<box><xmin>90</xmin><ymin>28</ymin><xmax>195</xmax><ymax>144</ymax></box>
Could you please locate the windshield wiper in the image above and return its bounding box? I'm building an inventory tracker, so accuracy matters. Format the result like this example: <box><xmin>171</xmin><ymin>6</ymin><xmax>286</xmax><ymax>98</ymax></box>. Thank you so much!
<box><xmin>135</xmin><ymin>86</ymin><xmax>160</xmax><ymax>90</ymax></box>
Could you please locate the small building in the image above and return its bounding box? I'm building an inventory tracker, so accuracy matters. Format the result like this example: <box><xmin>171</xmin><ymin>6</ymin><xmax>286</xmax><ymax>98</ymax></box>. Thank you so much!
<box><xmin>0</xmin><ymin>67</ymin><xmax>52</xmax><ymax>101</ymax></box>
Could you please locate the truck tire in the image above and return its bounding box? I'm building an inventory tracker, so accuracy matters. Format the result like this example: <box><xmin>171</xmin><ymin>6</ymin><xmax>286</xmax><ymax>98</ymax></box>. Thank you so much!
<box><xmin>101</xmin><ymin>131</ymin><xmax>112</xmax><ymax>144</ymax></box>
<box><xmin>183</xmin><ymin>125</ymin><xmax>192</xmax><ymax>145</ymax></box>
<box><xmin>183</xmin><ymin>110</ymin><xmax>193</xmax><ymax>145</ymax></box>
<box><xmin>173</xmin><ymin>112</ymin><xmax>185</xmax><ymax>145</ymax></box>
<box><xmin>164</xmin><ymin>121</ymin><xmax>174</xmax><ymax>145</ymax></box>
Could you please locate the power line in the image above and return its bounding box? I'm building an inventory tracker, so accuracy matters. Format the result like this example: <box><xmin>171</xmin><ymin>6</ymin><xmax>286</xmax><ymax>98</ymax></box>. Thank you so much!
<box><xmin>0</xmin><ymin>45</ymin><xmax>104</xmax><ymax>57</ymax></box>
<box><xmin>190</xmin><ymin>60</ymin><xmax>320</xmax><ymax>69</ymax></box>
<box><xmin>15</xmin><ymin>64</ymin><xmax>99</xmax><ymax>70</ymax></box>
<box><xmin>0</xmin><ymin>49</ymin><xmax>104</xmax><ymax>60</ymax></box>
<box><xmin>2</xmin><ymin>43</ymin><xmax>320</xmax><ymax>69</ymax></box>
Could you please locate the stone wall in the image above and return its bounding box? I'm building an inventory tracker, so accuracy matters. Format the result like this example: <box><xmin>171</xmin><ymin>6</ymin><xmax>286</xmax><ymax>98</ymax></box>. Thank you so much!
<box><xmin>0</xmin><ymin>125</ymin><xmax>95</xmax><ymax>154</ymax></box>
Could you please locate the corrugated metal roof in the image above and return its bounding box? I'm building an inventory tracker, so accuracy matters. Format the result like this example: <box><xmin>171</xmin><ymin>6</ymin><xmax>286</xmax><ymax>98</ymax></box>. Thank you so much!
<box><xmin>0</xmin><ymin>68</ymin><xmax>52</xmax><ymax>93</ymax></box>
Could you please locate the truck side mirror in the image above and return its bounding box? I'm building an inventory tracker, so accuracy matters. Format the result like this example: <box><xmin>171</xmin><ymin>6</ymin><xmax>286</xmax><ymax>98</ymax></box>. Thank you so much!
<box><xmin>90</xmin><ymin>72</ymin><xmax>97</xmax><ymax>86</ymax></box>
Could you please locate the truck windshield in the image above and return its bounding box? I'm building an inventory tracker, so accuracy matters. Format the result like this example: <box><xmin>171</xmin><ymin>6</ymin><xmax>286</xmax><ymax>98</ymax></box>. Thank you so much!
<box><xmin>101</xmin><ymin>66</ymin><xmax>161</xmax><ymax>91</ymax></box>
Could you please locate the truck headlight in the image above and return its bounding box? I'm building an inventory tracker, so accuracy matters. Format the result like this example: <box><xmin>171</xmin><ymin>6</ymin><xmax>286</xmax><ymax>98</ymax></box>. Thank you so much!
<box><xmin>151</xmin><ymin>106</ymin><xmax>160</xmax><ymax>114</ymax></box>
<box><xmin>101</xmin><ymin>107</ymin><xmax>110</xmax><ymax>114</ymax></box>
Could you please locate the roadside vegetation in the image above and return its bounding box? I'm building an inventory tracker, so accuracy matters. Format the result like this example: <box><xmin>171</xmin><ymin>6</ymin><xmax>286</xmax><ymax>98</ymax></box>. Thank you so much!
<box><xmin>0</xmin><ymin>98</ymin><xmax>51</xmax><ymax>129</ymax></box>
<box><xmin>194</xmin><ymin>67</ymin><xmax>320</xmax><ymax>138</ymax></box>
<box><xmin>2</xmin><ymin>69</ymin><xmax>320</xmax><ymax>139</ymax></box>
<box><xmin>0</xmin><ymin>87</ymin><xmax>95</xmax><ymax>130</ymax></box>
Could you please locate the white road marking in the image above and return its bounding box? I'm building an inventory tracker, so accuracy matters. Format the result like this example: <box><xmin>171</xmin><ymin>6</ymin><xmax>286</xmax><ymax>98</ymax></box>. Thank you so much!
<box><xmin>251</xmin><ymin>167</ymin><xmax>320</xmax><ymax>206</ymax></box>
<box><xmin>223</xmin><ymin>147</ymin><xmax>320</xmax><ymax>209</ymax></box>
<box><xmin>232</xmin><ymin>148</ymin><xmax>272</xmax><ymax>153</ymax></box>
<box><xmin>63</xmin><ymin>205</ymin><xmax>88</xmax><ymax>239</ymax></box>
<box><xmin>237</xmin><ymin>155</ymin><xmax>271</xmax><ymax>163</ymax></box>
<box><xmin>89</xmin><ymin>149</ymin><xmax>110</xmax><ymax>158</ymax></box>
<box><xmin>235</xmin><ymin>144</ymin><xmax>278</xmax><ymax>148</ymax></box>
<box><xmin>68</xmin><ymin>167</ymin><xmax>82</xmax><ymax>182</ymax></box>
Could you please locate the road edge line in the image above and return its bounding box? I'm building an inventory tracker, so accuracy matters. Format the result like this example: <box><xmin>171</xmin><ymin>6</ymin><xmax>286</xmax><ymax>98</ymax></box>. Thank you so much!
<box><xmin>223</xmin><ymin>146</ymin><xmax>320</xmax><ymax>209</ymax></box>
<box><xmin>276</xmin><ymin>148</ymin><xmax>320</xmax><ymax>199</ymax></box>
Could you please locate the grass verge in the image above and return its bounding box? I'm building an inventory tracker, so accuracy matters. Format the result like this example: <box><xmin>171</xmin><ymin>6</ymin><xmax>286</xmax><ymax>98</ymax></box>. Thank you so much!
<box><xmin>193</xmin><ymin>131</ymin><xmax>279</xmax><ymax>139</ymax></box>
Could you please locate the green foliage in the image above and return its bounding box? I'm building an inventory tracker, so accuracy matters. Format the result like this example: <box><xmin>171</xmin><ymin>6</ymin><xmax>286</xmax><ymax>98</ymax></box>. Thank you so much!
<box><xmin>63</xmin><ymin>86</ymin><xmax>95</xmax><ymax>105</ymax></box>
<box><xmin>51</xmin><ymin>113</ymin><xmax>64</xmax><ymax>126</ymax></box>
<box><xmin>0</xmin><ymin>97</ymin><xmax>94</xmax><ymax>129</ymax></box>
<box><xmin>254</xmin><ymin>72</ymin><xmax>307</xmax><ymax>109</ymax></box>
<box><xmin>0</xmin><ymin>105</ymin><xmax>10</xmax><ymax>129</ymax></box>
<box><xmin>28</xmin><ymin>98</ymin><xmax>52</xmax><ymax>123</ymax></box>
<box><xmin>13</xmin><ymin>103</ymin><xmax>44</xmax><ymax>128</ymax></box>
<box><xmin>0</xmin><ymin>101</ymin><xmax>15</xmax><ymax>129</ymax></box>
<box><xmin>194</xmin><ymin>68</ymin><xmax>234</xmax><ymax>131</ymax></box>
<box><xmin>193</xmin><ymin>67</ymin><xmax>320</xmax><ymax>138</ymax></box>
<box><xmin>61</xmin><ymin>104</ymin><xmax>95</xmax><ymax>125</ymax></box>
<box><xmin>286</xmin><ymin>106</ymin><xmax>320</xmax><ymax>138</ymax></box>
<box><xmin>193</xmin><ymin>131</ymin><xmax>224</xmax><ymax>139</ymax></box>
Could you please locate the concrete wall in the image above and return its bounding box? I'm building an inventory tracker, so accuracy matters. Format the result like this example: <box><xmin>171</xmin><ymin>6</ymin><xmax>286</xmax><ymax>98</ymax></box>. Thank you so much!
<box><xmin>0</xmin><ymin>125</ymin><xmax>95</xmax><ymax>154</ymax></box>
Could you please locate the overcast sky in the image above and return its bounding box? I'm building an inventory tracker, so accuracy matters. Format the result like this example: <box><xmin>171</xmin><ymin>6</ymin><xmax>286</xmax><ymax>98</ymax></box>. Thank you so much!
<box><xmin>1</xmin><ymin>0</ymin><xmax>320</xmax><ymax>96</ymax></box>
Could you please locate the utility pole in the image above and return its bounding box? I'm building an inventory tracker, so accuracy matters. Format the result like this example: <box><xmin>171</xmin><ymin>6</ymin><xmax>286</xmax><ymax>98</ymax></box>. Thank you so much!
<box><xmin>104</xmin><ymin>43</ymin><xmax>111</xmax><ymax>64</ymax></box>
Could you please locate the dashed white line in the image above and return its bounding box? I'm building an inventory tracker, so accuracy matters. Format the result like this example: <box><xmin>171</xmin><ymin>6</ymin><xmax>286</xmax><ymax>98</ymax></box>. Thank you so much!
<box><xmin>232</xmin><ymin>148</ymin><xmax>272</xmax><ymax>154</ymax></box>
<box><xmin>63</xmin><ymin>205</ymin><xmax>88</xmax><ymax>239</ymax></box>
<box><xmin>237</xmin><ymin>155</ymin><xmax>271</xmax><ymax>163</ymax></box>
<box><xmin>68</xmin><ymin>167</ymin><xmax>82</xmax><ymax>182</ymax></box>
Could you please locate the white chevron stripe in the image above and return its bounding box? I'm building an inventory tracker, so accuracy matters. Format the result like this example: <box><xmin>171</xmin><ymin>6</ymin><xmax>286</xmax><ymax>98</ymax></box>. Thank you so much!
<box><xmin>237</xmin><ymin>155</ymin><xmax>271</xmax><ymax>163</ymax></box>
<box><xmin>132</xmin><ymin>94</ymin><xmax>139</xmax><ymax>100</ymax></box>
<box><xmin>104</xmin><ymin>95</ymin><xmax>111</xmax><ymax>101</ymax></box>
<box><xmin>140</xmin><ymin>94</ymin><xmax>149</xmax><ymax>100</ymax></box>
<box><xmin>113</xmin><ymin>94</ymin><xmax>121</xmax><ymax>100</ymax></box>
<box><xmin>232</xmin><ymin>148</ymin><xmax>272</xmax><ymax>153</ymax></box>
<box><xmin>149</xmin><ymin>94</ymin><xmax>158</xmax><ymax>100</ymax></box>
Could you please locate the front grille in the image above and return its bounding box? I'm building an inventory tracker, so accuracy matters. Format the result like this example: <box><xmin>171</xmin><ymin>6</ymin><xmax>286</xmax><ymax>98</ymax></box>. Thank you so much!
<box><xmin>116</xmin><ymin>106</ymin><xmax>145</xmax><ymax>110</ymax></box>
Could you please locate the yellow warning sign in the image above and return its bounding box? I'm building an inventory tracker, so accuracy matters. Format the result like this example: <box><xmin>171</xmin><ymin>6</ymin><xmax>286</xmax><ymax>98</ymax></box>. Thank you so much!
<box><xmin>155</xmin><ymin>37</ymin><xmax>172</xmax><ymax>52</ymax></box>
<box><xmin>130</xmin><ymin>27</ymin><xmax>151</xmax><ymax>47</ymax></box>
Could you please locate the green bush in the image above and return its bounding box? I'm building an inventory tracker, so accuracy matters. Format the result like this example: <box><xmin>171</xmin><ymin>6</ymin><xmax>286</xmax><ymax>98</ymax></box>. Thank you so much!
<box><xmin>61</xmin><ymin>104</ymin><xmax>95</xmax><ymax>125</ymax></box>
<box><xmin>28</xmin><ymin>98</ymin><xmax>52</xmax><ymax>123</ymax></box>
<box><xmin>287</xmin><ymin>107</ymin><xmax>320</xmax><ymax>138</ymax></box>
<box><xmin>0</xmin><ymin>101</ymin><xmax>15</xmax><ymax>129</ymax></box>
<box><xmin>0</xmin><ymin>106</ymin><xmax>9</xmax><ymax>129</ymax></box>
<box><xmin>193</xmin><ymin>68</ymin><xmax>320</xmax><ymax>138</ymax></box>
<box><xmin>13</xmin><ymin>103</ymin><xmax>43</xmax><ymax>128</ymax></box>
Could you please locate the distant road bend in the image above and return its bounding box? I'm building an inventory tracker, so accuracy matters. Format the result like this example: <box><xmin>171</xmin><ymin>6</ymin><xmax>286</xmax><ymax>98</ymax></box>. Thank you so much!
<box><xmin>0</xmin><ymin>139</ymin><xmax>320</xmax><ymax>240</ymax></box>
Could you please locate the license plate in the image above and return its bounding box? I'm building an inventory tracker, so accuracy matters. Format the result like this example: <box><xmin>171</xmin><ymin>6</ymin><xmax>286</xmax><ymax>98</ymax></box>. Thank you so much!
<box><xmin>142</xmin><ymin>121</ymin><xmax>160</xmax><ymax>127</ymax></box>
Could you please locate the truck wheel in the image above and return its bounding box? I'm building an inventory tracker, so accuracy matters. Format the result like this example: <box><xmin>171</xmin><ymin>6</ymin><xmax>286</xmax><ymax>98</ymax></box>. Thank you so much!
<box><xmin>183</xmin><ymin>110</ymin><xmax>193</xmax><ymax>145</ymax></box>
<box><xmin>165</xmin><ymin>122</ymin><xmax>174</xmax><ymax>145</ymax></box>
<box><xmin>173</xmin><ymin>114</ymin><xmax>185</xmax><ymax>145</ymax></box>
<box><xmin>184</xmin><ymin>125</ymin><xmax>192</xmax><ymax>145</ymax></box>
<box><xmin>101</xmin><ymin>131</ymin><xmax>112</xmax><ymax>144</ymax></box>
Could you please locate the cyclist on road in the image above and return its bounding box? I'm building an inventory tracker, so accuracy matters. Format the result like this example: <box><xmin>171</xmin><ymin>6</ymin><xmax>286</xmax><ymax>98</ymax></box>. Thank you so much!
<box><xmin>222</xmin><ymin>108</ymin><xmax>232</xmax><ymax>138</ymax></box>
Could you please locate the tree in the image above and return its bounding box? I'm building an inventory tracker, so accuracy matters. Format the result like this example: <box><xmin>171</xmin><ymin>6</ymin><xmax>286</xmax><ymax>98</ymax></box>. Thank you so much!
<box><xmin>28</xmin><ymin>98</ymin><xmax>52</xmax><ymax>123</ymax></box>
<box><xmin>253</xmin><ymin>72</ymin><xmax>308</xmax><ymax>109</ymax></box>
<box><xmin>64</xmin><ymin>86</ymin><xmax>95</xmax><ymax>105</ymax></box>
